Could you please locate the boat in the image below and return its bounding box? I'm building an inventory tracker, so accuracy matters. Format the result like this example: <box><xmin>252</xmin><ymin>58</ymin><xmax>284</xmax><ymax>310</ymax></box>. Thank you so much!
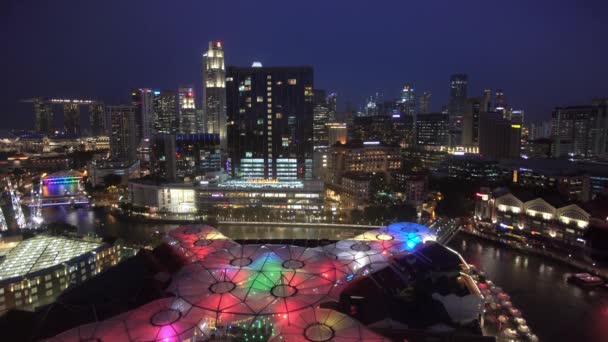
<box><xmin>567</xmin><ymin>273</ymin><xmax>604</xmax><ymax>287</ymax></box>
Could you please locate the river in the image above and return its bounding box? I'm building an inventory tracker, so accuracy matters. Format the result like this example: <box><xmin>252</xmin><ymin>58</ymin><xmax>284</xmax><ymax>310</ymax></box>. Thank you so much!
<box><xmin>39</xmin><ymin>206</ymin><xmax>608</xmax><ymax>342</ymax></box>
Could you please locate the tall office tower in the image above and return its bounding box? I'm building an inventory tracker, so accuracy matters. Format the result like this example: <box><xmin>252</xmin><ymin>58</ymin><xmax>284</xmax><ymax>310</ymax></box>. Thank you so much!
<box><xmin>448</xmin><ymin>74</ymin><xmax>468</xmax><ymax>129</ymax></box>
<box><xmin>462</xmin><ymin>97</ymin><xmax>483</xmax><ymax>146</ymax></box>
<box><xmin>178</xmin><ymin>86</ymin><xmax>197</xmax><ymax>134</ymax></box>
<box><xmin>153</xmin><ymin>90</ymin><xmax>177</xmax><ymax>134</ymax></box>
<box><xmin>551</xmin><ymin>106</ymin><xmax>593</xmax><ymax>158</ymax></box>
<box><xmin>415</xmin><ymin>113</ymin><xmax>449</xmax><ymax>146</ymax></box>
<box><xmin>33</xmin><ymin>98</ymin><xmax>54</xmax><ymax>135</ymax></box>
<box><xmin>479</xmin><ymin>112</ymin><xmax>521</xmax><ymax>160</ymax></box>
<box><xmin>88</xmin><ymin>103</ymin><xmax>106</xmax><ymax>136</ymax></box>
<box><xmin>327</xmin><ymin>92</ymin><xmax>338</xmax><ymax>122</ymax></box>
<box><xmin>495</xmin><ymin>89</ymin><xmax>506</xmax><ymax>113</ymax></box>
<box><xmin>151</xmin><ymin>133</ymin><xmax>221</xmax><ymax>181</ymax></box>
<box><xmin>399</xmin><ymin>84</ymin><xmax>416</xmax><ymax>116</ymax></box>
<box><xmin>63</xmin><ymin>103</ymin><xmax>81</xmax><ymax>136</ymax></box>
<box><xmin>109</xmin><ymin>105</ymin><xmax>137</xmax><ymax>162</ymax></box>
<box><xmin>313</xmin><ymin>89</ymin><xmax>330</xmax><ymax>150</ymax></box>
<box><xmin>131</xmin><ymin>88</ymin><xmax>154</xmax><ymax>143</ymax></box>
<box><xmin>202</xmin><ymin>41</ymin><xmax>227</xmax><ymax>150</ymax></box>
<box><xmin>226</xmin><ymin>65</ymin><xmax>314</xmax><ymax>180</ymax></box>
<box><xmin>419</xmin><ymin>91</ymin><xmax>431</xmax><ymax>114</ymax></box>
<box><xmin>589</xmin><ymin>99</ymin><xmax>608</xmax><ymax>159</ymax></box>
<box><xmin>483</xmin><ymin>89</ymin><xmax>492</xmax><ymax>112</ymax></box>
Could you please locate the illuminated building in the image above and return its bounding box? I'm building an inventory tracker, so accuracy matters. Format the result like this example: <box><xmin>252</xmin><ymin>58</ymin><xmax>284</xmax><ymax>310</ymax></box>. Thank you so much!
<box><xmin>479</xmin><ymin>189</ymin><xmax>591</xmax><ymax>247</ymax></box>
<box><xmin>153</xmin><ymin>90</ymin><xmax>177</xmax><ymax>135</ymax></box>
<box><xmin>419</xmin><ymin>91</ymin><xmax>431</xmax><ymax>114</ymax></box>
<box><xmin>328</xmin><ymin>141</ymin><xmax>401</xmax><ymax>186</ymax></box>
<box><xmin>88</xmin><ymin>102</ymin><xmax>106</xmax><ymax>136</ymax></box>
<box><xmin>351</xmin><ymin>114</ymin><xmax>413</xmax><ymax>147</ymax></box>
<box><xmin>327</xmin><ymin>92</ymin><xmax>338</xmax><ymax>122</ymax></box>
<box><xmin>479</xmin><ymin>112</ymin><xmax>521</xmax><ymax>160</ymax></box>
<box><xmin>178</xmin><ymin>86</ymin><xmax>198</xmax><ymax>134</ymax></box>
<box><xmin>63</xmin><ymin>103</ymin><xmax>81</xmax><ymax>136</ymax></box>
<box><xmin>151</xmin><ymin>133</ymin><xmax>221</xmax><ymax>181</ymax></box>
<box><xmin>0</xmin><ymin>235</ymin><xmax>120</xmax><ymax>315</ymax></box>
<box><xmin>33</xmin><ymin>98</ymin><xmax>54</xmax><ymax>136</ymax></box>
<box><xmin>437</xmin><ymin>156</ymin><xmax>502</xmax><ymax>182</ymax></box>
<box><xmin>462</xmin><ymin>95</ymin><xmax>490</xmax><ymax>146</ymax></box>
<box><xmin>398</xmin><ymin>84</ymin><xmax>416</xmax><ymax>117</ymax></box>
<box><xmin>131</xmin><ymin>88</ymin><xmax>154</xmax><ymax>143</ymax></box>
<box><xmin>415</xmin><ymin>113</ymin><xmax>449</xmax><ymax>146</ymax></box>
<box><xmin>392</xmin><ymin>171</ymin><xmax>429</xmax><ymax>206</ymax></box>
<box><xmin>202</xmin><ymin>41</ymin><xmax>227</xmax><ymax>150</ymax></box>
<box><xmin>313</xmin><ymin>89</ymin><xmax>330</xmax><ymax>150</ymax></box>
<box><xmin>46</xmin><ymin>223</ymin><xmax>484</xmax><ymax>342</ymax></box>
<box><xmin>108</xmin><ymin>105</ymin><xmax>137</xmax><ymax>162</ymax></box>
<box><xmin>226</xmin><ymin>65</ymin><xmax>314</xmax><ymax>179</ymax></box>
<box><xmin>448</xmin><ymin>74</ymin><xmax>468</xmax><ymax>133</ymax></box>
<box><xmin>326</xmin><ymin>122</ymin><xmax>347</xmax><ymax>146</ymax></box>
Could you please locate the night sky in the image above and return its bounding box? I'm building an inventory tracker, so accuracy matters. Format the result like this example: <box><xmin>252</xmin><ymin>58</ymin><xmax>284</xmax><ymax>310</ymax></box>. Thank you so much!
<box><xmin>1</xmin><ymin>0</ymin><xmax>607</xmax><ymax>129</ymax></box>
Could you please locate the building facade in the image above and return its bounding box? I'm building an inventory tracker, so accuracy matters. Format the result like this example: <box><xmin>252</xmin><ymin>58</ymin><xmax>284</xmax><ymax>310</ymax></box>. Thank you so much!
<box><xmin>178</xmin><ymin>86</ymin><xmax>198</xmax><ymax>134</ymax></box>
<box><xmin>63</xmin><ymin>103</ymin><xmax>81</xmax><ymax>136</ymax></box>
<box><xmin>88</xmin><ymin>103</ymin><xmax>106</xmax><ymax>136</ymax></box>
<box><xmin>226</xmin><ymin>65</ymin><xmax>314</xmax><ymax>180</ymax></box>
<box><xmin>479</xmin><ymin>112</ymin><xmax>521</xmax><ymax>160</ymax></box>
<box><xmin>153</xmin><ymin>90</ymin><xmax>177</xmax><ymax>135</ymax></box>
<box><xmin>415</xmin><ymin>113</ymin><xmax>449</xmax><ymax>146</ymax></box>
<box><xmin>34</xmin><ymin>98</ymin><xmax>54</xmax><ymax>135</ymax></box>
<box><xmin>151</xmin><ymin>133</ymin><xmax>221</xmax><ymax>181</ymax></box>
<box><xmin>109</xmin><ymin>105</ymin><xmax>137</xmax><ymax>162</ymax></box>
<box><xmin>202</xmin><ymin>41</ymin><xmax>227</xmax><ymax>150</ymax></box>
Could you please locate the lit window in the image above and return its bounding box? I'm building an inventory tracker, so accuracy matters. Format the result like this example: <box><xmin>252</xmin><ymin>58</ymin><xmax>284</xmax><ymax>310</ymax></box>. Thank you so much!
<box><xmin>276</xmin><ymin>113</ymin><xmax>282</xmax><ymax>119</ymax></box>
<box><xmin>288</xmin><ymin>79</ymin><xmax>297</xmax><ymax>85</ymax></box>
<box><xmin>257</xmin><ymin>96</ymin><xmax>263</xmax><ymax>102</ymax></box>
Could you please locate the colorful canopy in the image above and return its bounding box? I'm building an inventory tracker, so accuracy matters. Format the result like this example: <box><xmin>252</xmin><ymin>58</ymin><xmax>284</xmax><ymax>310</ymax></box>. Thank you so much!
<box><xmin>165</xmin><ymin>224</ymin><xmax>238</xmax><ymax>262</ymax></box>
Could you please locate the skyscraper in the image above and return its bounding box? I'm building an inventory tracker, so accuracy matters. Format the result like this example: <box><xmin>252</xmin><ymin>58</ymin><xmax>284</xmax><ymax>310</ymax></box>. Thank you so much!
<box><xmin>479</xmin><ymin>112</ymin><xmax>521</xmax><ymax>160</ymax></box>
<box><xmin>313</xmin><ymin>89</ymin><xmax>330</xmax><ymax>150</ymax></box>
<box><xmin>419</xmin><ymin>91</ymin><xmax>431</xmax><ymax>114</ymax></box>
<box><xmin>327</xmin><ymin>92</ymin><xmax>338</xmax><ymax>122</ymax></box>
<box><xmin>131</xmin><ymin>88</ymin><xmax>154</xmax><ymax>144</ymax></box>
<box><xmin>399</xmin><ymin>84</ymin><xmax>416</xmax><ymax>117</ymax></box>
<box><xmin>415</xmin><ymin>113</ymin><xmax>449</xmax><ymax>146</ymax></box>
<box><xmin>153</xmin><ymin>90</ymin><xmax>177</xmax><ymax>134</ymax></box>
<box><xmin>109</xmin><ymin>105</ymin><xmax>137</xmax><ymax>162</ymax></box>
<box><xmin>495</xmin><ymin>89</ymin><xmax>506</xmax><ymax>113</ymax></box>
<box><xmin>63</xmin><ymin>103</ymin><xmax>81</xmax><ymax>136</ymax></box>
<box><xmin>88</xmin><ymin>103</ymin><xmax>106</xmax><ymax>136</ymax></box>
<box><xmin>448</xmin><ymin>74</ymin><xmax>468</xmax><ymax>130</ymax></box>
<box><xmin>202</xmin><ymin>41</ymin><xmax>227</xmax><ymax>150</ymax></box>
<box><xmin>178</xmin><ymin>86</ymin><xmax>197</xmax><ymax>134</ymax></box>
<box><xmin>462</xmin><ymin>94</ymin><xmax>490</xmax><ymax>146</ymax></box>
<box><xmin>33</xmin><ymin>98</ymin><xmax>54</xmax><ymax>135</ymax></box>
<box><xmin>226</xmin><ymin>65</ymin><xmax>314</xmax><ymax>179</ymax></box>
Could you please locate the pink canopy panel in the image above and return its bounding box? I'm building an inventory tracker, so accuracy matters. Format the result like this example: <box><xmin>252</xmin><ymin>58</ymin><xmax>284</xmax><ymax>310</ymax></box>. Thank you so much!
<box><xmin>46</xmin><ymin>297</ymin><xmax>208</xmax><ymax>342</ymax></box>
<box><xmin>165</xmin><ymin>224</ymin><xmax>238</xmax><ymax>262</ymax></box>
<box><xmin>270</xmin><ymin>308</ymin><xmax>391</xmax><ymax>342</ymax></box>
<box><xmin>169</xmin><ymin>245</ymin><xmax>349</xmax><ymax>319</ymax></box>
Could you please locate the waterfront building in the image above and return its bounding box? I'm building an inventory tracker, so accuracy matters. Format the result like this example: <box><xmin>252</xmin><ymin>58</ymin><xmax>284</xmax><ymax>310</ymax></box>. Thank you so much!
<box><xmin>0</xmin><ymin>235</ymin><xmax>120</xmax><ymax>315</ymax></box>
<box><xmin>108</xmin><ymin>105</ymin><xmax>137</xmax><ymax>162</ymax></box>
<box><xmin>87</xmin><ymin>160</ymin><xmax>140</xmax><ymax>187</ymax></box>
<box><xmin>33</xmin><ymin>98</ymin><xmax>54</xmax><ymax>136</ymax></box>
<box><xmin>392</xmin><ymin>171</ymin><xmax>429</xmax><ymax>207</ymax></box>
<box><xmin>202</xmin><ymin>41</ymin><xmax>227</xmax><ymax>149</ymax></box>
<box><xmin>127</xmin><ymin>178</ymin><xmax>324</xmax><ymax>218</ymax></box>
<box><xmin>415</xmin><ymin>113</ymin><xmax>449</xmax><ymax>147</ymax></box>
<box><xmin>226</xmin><ymin>64</ymin><xmax>314</xmax><ymax>179</ymax></box>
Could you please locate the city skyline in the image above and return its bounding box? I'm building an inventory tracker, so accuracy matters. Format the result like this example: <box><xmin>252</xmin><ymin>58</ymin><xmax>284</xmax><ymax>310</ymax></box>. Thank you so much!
<box><xmin>2</xmin><ymin>0</ymin><xmax>608</xmax><ymax>129</ymax></box>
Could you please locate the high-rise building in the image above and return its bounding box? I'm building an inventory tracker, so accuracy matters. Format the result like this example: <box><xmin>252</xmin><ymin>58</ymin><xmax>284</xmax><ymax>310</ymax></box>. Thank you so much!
<box><xmin>495</xmin><ymin>89</ymin><xmax>506</xmax><ymax>113</ymax></box>
<box><xmin>399</xmin><ymin>84</ymin><xmax>416</xmax><ymax>117</ymax></box>
<box><xmin>153</xmin><ymin>90</ymin><xmax>177</xmax><ymax>134</ymax></box>
<box><xmin>313</xmin><ymin>89</ymin><xmax>330</xmax><ymax>150</ymax></box>
<box><xmin>178</xmin><ymin>86</ymin><xmax>197</xmax><ymax>134</ymax></box>
<box><xmin>551</xmin><ymin>106</ymin><xmax>593</xmax><ymax>158</ymax></box>
<box><xmin>327</xmin><ymin>93</ymin><xmax>338</xmax><ymax>122</ymax></box>
<box><xmin>131</xmin><ymin>88</ymin><xmax>154</xmax><ymax>144</ymax></box>
<box><xmin>415</xmin><ymin>113</ymin><xmax>449</xmax><ymax>146</ymax></box>
<box><xmin>419</xmin><ymin>91</ymin><xmax>431</xmax><ymax>114</ymax></box>
<box><xmin>226</xmin><ymin>65</ymin><xmax>314</xmax><ymax>180</ymax></box>
<box><xmin>202</xmin><ymin>41</ymin><xmax>227</xmax><ymax>150</ymax></box>
<box><xmin>33</xmin><ymin>98</ymin><xmax>54</xmax><ymax>135</ymax></box>
<box><xmin>448</xmin><ymin>74</ymin><xmax>468</xmax><ymax>132</ymax></box>
<box><xmin>462</xmin><ymin>95</ymin><xmax>490</xmax><ymax>146</ymax></box>
<box><xmin>88</xmin><ymin>103</ymin><xmax>106</xmax><ymax>136</ymax></box>
<box><xmin>589</xmin><ymin>99</ymin><xmax>608</xmax><ymax>159</ymax></box>
<box><xmin>151</xmin><ymin>133</ymin><xmax>221</xmax><ymax>181</ymax></box>
<box><xmin>63</xmin><ymin>103</ymin><xmax>81</xmax><ymax>136</ymax></box>
<box><xmin>479</xmin><ymin>112</ymin><xmax>521</xmax><ymax>160</ymax></box>
<box><xmin>109</xmin><ymin>105</ymin><xmax>137</xmax><ymax>162</ymax></box>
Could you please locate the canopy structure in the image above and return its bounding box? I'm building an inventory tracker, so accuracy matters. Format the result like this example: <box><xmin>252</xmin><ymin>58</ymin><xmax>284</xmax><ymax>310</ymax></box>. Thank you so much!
<box><xmin>165</xmin><ymin>224</ymin><xmax>238</xmax><ymax>262</ymax></box>
<box><xmin>169</xmin><ymin>245</ymin><xmax>349</xmax><ymax>319</ymax></box>
<box><xmin>47</xmin><ymin>297</ymin><xmax>208</xmax><ymax>342</ymax></box>
<box><xmin>270</xmin><ymin>308</ymin><xmax>391</xmax><ymax>342</ymax></box>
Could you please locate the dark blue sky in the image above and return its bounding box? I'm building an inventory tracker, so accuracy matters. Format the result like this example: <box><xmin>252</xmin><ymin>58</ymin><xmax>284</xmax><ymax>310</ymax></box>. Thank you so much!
<box><xmin>1</xmin><ymin>0</ymin><xmax>607</xmax><ymax>128</ymax></box>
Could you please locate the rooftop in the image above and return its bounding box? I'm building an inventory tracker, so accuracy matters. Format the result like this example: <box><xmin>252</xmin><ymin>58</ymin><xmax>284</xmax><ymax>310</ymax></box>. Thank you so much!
<box><xmin>0</xmin><ymin>235</ymin><xmax>104</xmax><ymax>281</ymax></box>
